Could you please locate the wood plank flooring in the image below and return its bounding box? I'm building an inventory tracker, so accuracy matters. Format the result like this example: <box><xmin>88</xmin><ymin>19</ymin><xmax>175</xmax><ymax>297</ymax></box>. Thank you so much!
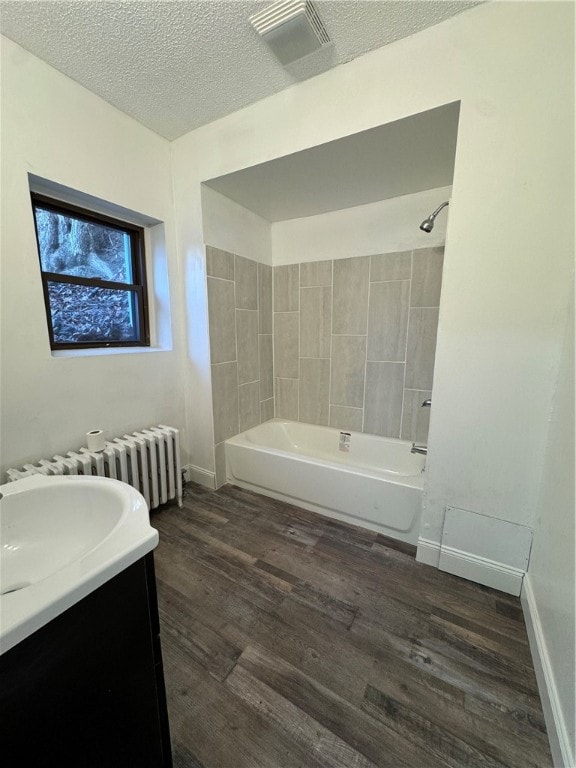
<box><xmin>152</xmin><ymin>483</ymin><xmax>552</xmax><ymax>768</ymax></box>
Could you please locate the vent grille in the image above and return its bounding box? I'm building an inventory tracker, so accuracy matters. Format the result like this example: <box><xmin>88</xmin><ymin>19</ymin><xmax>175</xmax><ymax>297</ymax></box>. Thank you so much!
<box><xmin>305</xmin><ymin>1</ymin><xmax>330</xmax><ymax>45</ymax></box>
<box><xmin>250</xmin><ymin>0</ymin><xmax>331</xmax><ymax>63</ymax></box>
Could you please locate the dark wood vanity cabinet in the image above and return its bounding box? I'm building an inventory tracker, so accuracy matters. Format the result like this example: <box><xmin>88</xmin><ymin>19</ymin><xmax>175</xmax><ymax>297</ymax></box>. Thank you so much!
<box><xmin>0</xmin><ymin>553</ymin><xmax>172</xmax><ymax>767</ymax></box>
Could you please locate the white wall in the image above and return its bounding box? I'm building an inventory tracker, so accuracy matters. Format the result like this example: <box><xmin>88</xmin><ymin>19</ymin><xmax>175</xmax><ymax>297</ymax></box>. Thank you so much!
<box><xmin>1</xmin><ymin>5</ymin><xmax>573</xmax><ymax>753</ymax></box>
<box><xmin>272</xmin><ymin>186</ymin><xmax>451</xmax><ymax>265</ymax></box>
<box><xmin>522</xmin><ymin>291</ymin><xmax>575</xmax><ymax>767</ymax></box>
<box><xmin>172</xmin><ymin>0</ymin><xmax>573</xmax><ymax>552</ymax></box>
<box><xmin>0</xmin><ymin>37</ymin><xmax>186</xmax><ymax>475</ymax></box>
<box><xmin>173</xmin><ymin>1</ymin><xmax>574</xmax><ymax>533</ymax></box>
<box><xmin>201</xmin><ymin>185</ymin><xmax>272</xmax><ymax>264</ymax></box>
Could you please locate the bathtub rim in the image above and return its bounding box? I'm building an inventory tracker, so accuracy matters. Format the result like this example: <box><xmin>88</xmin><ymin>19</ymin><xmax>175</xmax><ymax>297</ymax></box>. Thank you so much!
<box><xmin>226</xmin><ymin>418</ymin><xmax>425</xmax><ymax>487</ymax></box>
<box><xmin>226</xmin><ymin>437</ymin><xmax>424</xmax><ymax>490</ymax></box>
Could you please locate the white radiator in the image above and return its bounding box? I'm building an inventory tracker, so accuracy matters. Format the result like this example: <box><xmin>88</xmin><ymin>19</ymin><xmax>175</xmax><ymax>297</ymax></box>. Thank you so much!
<box><xmin>6</xmin><ymin>425</ymin><xmax>183</xmax><ymax>511</ymax></box>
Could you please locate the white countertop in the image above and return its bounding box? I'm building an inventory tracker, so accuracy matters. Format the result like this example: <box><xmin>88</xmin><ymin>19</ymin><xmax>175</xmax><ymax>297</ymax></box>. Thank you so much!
<box><xmin>0</xmin><ymin>474</ymin><xmax>158</xmax><ymax>655</ymax></box>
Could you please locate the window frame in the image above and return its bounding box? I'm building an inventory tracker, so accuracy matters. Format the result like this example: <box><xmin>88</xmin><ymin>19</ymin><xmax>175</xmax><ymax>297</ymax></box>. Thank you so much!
<box><xmin>31</xmin><ymin>193</ymin><xmax>150</xmax><ymax>351</ymax></box>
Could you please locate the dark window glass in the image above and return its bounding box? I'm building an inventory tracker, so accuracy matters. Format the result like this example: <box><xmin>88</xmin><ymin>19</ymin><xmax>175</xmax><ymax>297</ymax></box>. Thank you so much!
<box><xmin>31</xmin><ymin>194</ymin><xmax>149</xmax><ymax>350</ymax></box>
<box><xmin>47</xmin><ymin>282</ymin><xmax>140</xmax><ymax>344</ymax></box>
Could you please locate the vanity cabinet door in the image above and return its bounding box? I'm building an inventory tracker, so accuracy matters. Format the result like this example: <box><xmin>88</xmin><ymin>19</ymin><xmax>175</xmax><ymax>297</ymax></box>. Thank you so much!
<box><xmin>0</xmin><ymin>555</ymin><xmax>172</xmax><ymax>767</ymax></box>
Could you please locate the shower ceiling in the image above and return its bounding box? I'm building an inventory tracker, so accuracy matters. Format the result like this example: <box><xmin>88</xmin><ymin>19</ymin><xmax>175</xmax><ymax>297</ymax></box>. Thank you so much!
<box><xmin>204</xmin><ymin>102</ymin><xmax>460</xmax><ymax>221</ymax></box>
<box><xmin>0</xmin><ymin>1</ymin><xmax>481</xmax><ymax>140</ymax></box>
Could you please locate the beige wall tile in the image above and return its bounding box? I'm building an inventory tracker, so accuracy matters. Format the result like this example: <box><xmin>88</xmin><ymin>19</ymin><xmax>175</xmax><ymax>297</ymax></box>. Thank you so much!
<box><xmin>300</xmin><ymin>286</ymin><xmax>332</xmax><ymax>359</ymax></box>
<box><xmin>405</xmin><ymin>307</ymin><xmax>439</xmax><ymax>390</ymax></box>
<box><xmin>235</xmin><ymin>255</ymin><xmax>258</xmax><ymax>309</ymax></box>
<box><xmin>370</xmin><ymin>251</ymin><xmax>411</xmax><ymax>282</ymax></box>
<box><xmin>300</xmin><ymin>260</ymin><xmax>333</xmax><ymax>287</ymax></box>
<box><xmin>367</xmin><ymin>280</ymin><xmax>410</xmax><ymax>362</ymax></box>
<box><xmin>329</xmin><ymin>405</ymin><xmax>363</xmax><ymax>432</ymax></box>
<box><xmin>214</xmin><ymin>441</ymin><xmax>227</xmax><ymax>489</ymax></box>
<box><xmin>207</xmin><ymin>276</ymin><xmax>236</xmax><ymax>364</ymax></box>
<box><xmin>274</xmin><ymin>312</ymin><xmax>299</xmax><ymax>379</ymax></box>
<box><xmin>332</xmin><ymin>256</ymin><xmax>370</xmax><ymax>334</ymax></box>
<box><xmin>364</xmin><ymin>362</ymin><xmax>404</xmax><ymax>437</ymax></box>
<box><xmin>275</xmin><ymin>378</ymin><xmax>298</xmax><ymax>420</ymax></box>
<box><xmin>239</xmin><ymin>381</ymin><xmax>261</xmax><ymax>432</ymax></box>
<box><xmin>260</xmin><ymin>397</ymin><xmax>275</xmax><ymax>422</ymax></box>
<box><xmin>411</xmin><ymin>247</ymin><xmax>444</xmax><ymax>307</ymax></box>
<box><xmin>299</xmin><ymin>358</ymin><xmax>330</xmax><ymax>426</ymax></box>
<box><xmin>236</xmin><ymin>309</ymin><xmax>259</xmax><ymax>385</ymax></box>
<box><xmin>259</xmin><ymin>334</ymin><xmax>273</xmax><ymax>401</ymax></box>
<box><xmin>206</xmin><ymin>245</ymin><xmax>234</xmax><ymax>280</ymax></box>
<box><xmin>211</xmin><ymin>362</ymin><xmax>239</xmax><ymax>443</ymax></box>
<box><xmin>258</xmin><ymin>263</ymin><xmax>272</xmax><ymax>333</ymax></box>
<box><xmin>401</xmin><ymin>389</ymin><xmax>432</xmax><ymax>443</ymax></box>
<box><xmin>274</xmin><ymin>264</ymin><xmax>299</xmax><ymax>312</ymax></box>
<box><xmin>330</xmin><ymin>335</ymin><xmax>366</xmax><ymax>408</ymax></box>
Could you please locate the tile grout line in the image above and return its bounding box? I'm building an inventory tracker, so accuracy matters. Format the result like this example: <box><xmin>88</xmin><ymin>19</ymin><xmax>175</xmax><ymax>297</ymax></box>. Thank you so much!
<box><xmin>272</xmin><ymin>264</ymin><xmax>276</xmax><ymax>420</ymax></box>
<box><xmin>257</xmin><ymin>267</ymin><xmax>272</xmax><ymax>418</ymax></box>
<box><xmin>233</xmin><ymin>257</ymin><xmax>241</xmax><ymax>438</ymax></box>
<box><xmin>328</xmin><ymin>259</ymin><xmax>335</xmax><ymax>428</ymax></box>
<box><xmin>296</xmin><ymin>263</ymin><xmax>300</xmax><ymax>423</ymax></box>
<box><xmin>361</xmin><ymin>257</ymin><xmax>371</xmax><ymax>433</ymax></box>
<box><xmin>369</xmin><ymin>277</ymin><xmax>411</xmax><ymax>285</ymax></box>
<box><xmin>326</xmin><ymin>278</ymin><xmax>333</xmax><ymax>428</ymax></box>
<box><xmin>262</xmin><ymin>265</ymin><xmax>274</xmax><ymax>420</ymax></box>
<box><xmin>255</xmin><ymin>260</ymin><xmax>261</xmax><ymax>429</ymax></box>
<box><xmin>206</xmin><ymin>247</ymin><xmax>219</xmax><ymax>485</ymax></box>
<box><xmin>206</xmin><ymin>274</ymin><xmax>234</xmax><ymax>283</ymax></box>
<box><xmin>300</xmin><ymin>356</ymin><xmax>331</xmax><ymax>361</ymax></box>
<box><xmin>399</xmin><ymin>250</ymin><xmax>414</xmax><ymax>441</ymax></box>
<box><xmin>365</xmin><ymin>359</ymin><xmax>405</xmax><ymax>364</ymax></box>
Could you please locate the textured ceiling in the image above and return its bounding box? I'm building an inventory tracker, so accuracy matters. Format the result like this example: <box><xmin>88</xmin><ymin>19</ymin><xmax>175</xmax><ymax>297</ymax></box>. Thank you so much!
<box><xmin>0</xmin><ymin>0</ymin><xmax>481</xmax><ymax>140</ymax></box>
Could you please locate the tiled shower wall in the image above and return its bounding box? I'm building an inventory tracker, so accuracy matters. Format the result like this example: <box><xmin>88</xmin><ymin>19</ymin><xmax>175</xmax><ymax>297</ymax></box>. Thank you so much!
<box><xmin>207</xmin><ymin>245</ymin><xmax>443</xmax><ymax>484</ymax></box>
<box><xmin>273</xmin><ymin>247</ymin><xmax>443</xmax><ymax>442</ymax></box>
<box><xmin>206</xmin><ymin>246</ymin><xmax>273</xmax><ymax>484</ymax></box>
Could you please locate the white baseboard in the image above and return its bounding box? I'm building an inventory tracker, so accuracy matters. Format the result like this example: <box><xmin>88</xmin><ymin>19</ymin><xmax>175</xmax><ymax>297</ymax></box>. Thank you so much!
<box><xmin>184</xmin><ymin>464</ymin><xmax>216</xmax><ymax>490</ymax></box>
<box><xmin>416</xmin><ymin>537</ymin><xmax>441</xmax><ymax>567</ymax></box>
<box><xmin>418</xmin><ymin>537</ymin><xmax>527</xmax><ymax>596</ymax></box>
<box><xmin>438</xmin><ymin>544</ymin><xmax>525</xmax><ymax>595</ymax></box>
<box><xmin>522</xmin><ymin>575</ymin><xmax>574</xmax><ymax>768</ymax></box>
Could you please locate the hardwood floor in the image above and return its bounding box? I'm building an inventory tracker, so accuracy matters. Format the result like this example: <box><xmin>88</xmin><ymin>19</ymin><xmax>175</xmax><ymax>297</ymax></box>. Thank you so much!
<box><xmin>152</xmin><ymin>483</ymin><xmax>552</xmax><ymax>768</ymax></box>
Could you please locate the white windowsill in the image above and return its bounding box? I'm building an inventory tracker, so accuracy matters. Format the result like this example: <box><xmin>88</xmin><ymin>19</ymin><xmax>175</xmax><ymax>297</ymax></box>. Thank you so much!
<box><xmin>51</xmin><ymin>346</ymin><xmax>170</xmax><ymax>359</ymax></box>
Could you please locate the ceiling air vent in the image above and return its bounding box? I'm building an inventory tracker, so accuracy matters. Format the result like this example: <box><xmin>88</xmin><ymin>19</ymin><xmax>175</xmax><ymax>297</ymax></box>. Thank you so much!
<box><xmin>250</xmin><ymin>0</ymin><xmax>331</xmax><ymax>65</ymax></box>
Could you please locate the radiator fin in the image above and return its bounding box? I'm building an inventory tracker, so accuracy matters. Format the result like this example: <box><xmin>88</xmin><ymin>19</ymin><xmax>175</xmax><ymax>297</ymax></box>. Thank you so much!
<box><xmin>6</xmin><ymin>425</ymin><xmax>183</xmax><ymax>512</ymax></box>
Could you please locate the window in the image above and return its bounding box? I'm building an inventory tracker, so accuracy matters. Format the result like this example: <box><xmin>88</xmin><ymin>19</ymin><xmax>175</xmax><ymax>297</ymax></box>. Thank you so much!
<box><xmin>31</xmin><ymin>193</ymin><xmax>150</xmax><ymax>350</ymax></box>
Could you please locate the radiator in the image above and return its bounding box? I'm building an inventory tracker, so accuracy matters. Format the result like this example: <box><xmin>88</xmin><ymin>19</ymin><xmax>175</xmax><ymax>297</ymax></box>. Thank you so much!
<box><xmin>6</xmin><ymin>425</ymin><xmax>183</xmax><ymax>511</ymax></box>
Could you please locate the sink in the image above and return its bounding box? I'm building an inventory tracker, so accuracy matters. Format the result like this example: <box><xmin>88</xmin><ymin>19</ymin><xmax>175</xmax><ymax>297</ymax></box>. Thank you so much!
<box><xmin>2</xmin><ymin>480</ymin><xmax>127</xmax><ymax>592</ymax></box>
<box><xmin>0</xmin><ymin>474</ymin><xmax>158</xmax><ymax>654</ymax></box>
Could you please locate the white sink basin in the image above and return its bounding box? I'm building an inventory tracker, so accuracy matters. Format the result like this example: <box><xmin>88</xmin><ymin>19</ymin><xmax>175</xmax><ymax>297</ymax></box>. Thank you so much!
<box><xmin>0</xmin><ymin>474</ymin><xmax>158</xmax><ymax>654</ymax></box>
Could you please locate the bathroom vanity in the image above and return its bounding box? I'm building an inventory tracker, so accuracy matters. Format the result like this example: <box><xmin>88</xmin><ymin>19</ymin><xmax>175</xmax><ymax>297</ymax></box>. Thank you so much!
<box><xmin>0</xmin><ymin>475</ymin><xmax>173</xmax><ymax>767</ymax></box>
<box><xmin>0</xmin><ymin>554</ymin><xmax>172</xmax><ymax>766</ymax></box>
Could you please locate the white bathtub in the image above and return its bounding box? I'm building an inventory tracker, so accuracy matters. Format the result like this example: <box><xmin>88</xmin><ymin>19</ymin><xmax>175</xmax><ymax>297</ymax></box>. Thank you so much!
<box><xmin>225</xmin><ymin>419</ymin><xmax>425</xmax><ymax>544</ymax></box>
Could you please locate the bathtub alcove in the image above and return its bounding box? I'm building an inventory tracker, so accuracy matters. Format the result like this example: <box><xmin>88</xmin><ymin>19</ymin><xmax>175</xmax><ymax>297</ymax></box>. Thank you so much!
<box><xmin>203</xmin><ymin>102</ymin><xmax>460</xmax><ymax>545</ymax></box>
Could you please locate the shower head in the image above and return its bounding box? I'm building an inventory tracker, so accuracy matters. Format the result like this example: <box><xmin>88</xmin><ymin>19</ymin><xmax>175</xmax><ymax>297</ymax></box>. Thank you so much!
<box><xmin>420</xmin><ymin>200</ymin><xmax>449</xmax><ymax>233</ymax></box>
